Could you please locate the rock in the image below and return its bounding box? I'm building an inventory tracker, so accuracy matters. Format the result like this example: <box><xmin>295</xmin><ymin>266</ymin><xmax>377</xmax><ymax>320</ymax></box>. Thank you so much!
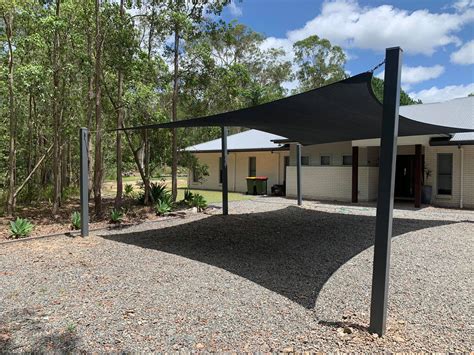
<box><xmin>393</xmin><ymin>335</ymin><xmax>405</xmax><ymax>342</ymax></box>
<box><xmin>195</xmin><ymin>343</ymin><xmax>205</xmax><ymax>350</ymax></box>
<box><xmin>371</xmin><ymin>333</ymin><xmax>379</xmax><ymax>338</ymax></box>
<box><xmin>282</xmin><ymin>347</ymin><xmax>294</xmax><ymax>353</ymax></box>
<box><xmin>343</xmin><ymin>326</ymin><xmax>353</xmax><ymax>334</ymax></box>
<box><xmin>191</xmin><ymin>207</ymin><xmax>198</xmax><ymax>214</ymax></box>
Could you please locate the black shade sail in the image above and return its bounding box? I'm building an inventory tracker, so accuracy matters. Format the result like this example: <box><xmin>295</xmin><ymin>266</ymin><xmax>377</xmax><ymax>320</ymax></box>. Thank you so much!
<box><xmin>120</xmin><ymin>72</ymin><xmax>473</xmax><ymax>145</ymax></box>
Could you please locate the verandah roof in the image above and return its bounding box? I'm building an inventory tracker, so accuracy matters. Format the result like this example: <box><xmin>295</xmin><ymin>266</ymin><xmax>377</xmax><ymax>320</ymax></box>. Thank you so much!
<box><xmin>119</xmin><ymin>72</ymin><xmax>473</xmax><ymax>144</ymax></box>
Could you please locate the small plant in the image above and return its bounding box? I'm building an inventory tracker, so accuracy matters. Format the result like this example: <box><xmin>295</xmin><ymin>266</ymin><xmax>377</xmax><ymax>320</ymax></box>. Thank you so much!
<box><xmin>184</xmin><ymin>189</ymin><xmax>194</xmax><ymax>204</ymax></box>
<box><xmin>71</xmin><ymin>211</ymin><xmax>81</xmax><ymax>230</ymax></box>
<box><xmin>137</xmin><ymin>182</ymin><xmax>169</xmax><ymax>205</ymax></box>
<box><xmin>155</xmin><ymin>193</ymin><xmax>175</xmax><ymax>216</ymax></box>
<box><xmin>9</xmin><ymin>217</ymin><xmax>34</xmax><ymax>238</ymax></box>
<box><xmin>110</xmin><ymin>209</ymin><xmax>124</xmax><ymax>224</ymax></box>
<box><xmin>191</xmin><ymin>194</ymin><xmax>207</xmax><ymax>212</ymax></box>
<box><xmin>124</xmin><ymin>184</ymin><xmax>134</xmax><ymax>197</ymax></box>
<box><xmin>66</xmin><ymin>323</ymin><xmax>77</xmax><ymax>333</ymax></box>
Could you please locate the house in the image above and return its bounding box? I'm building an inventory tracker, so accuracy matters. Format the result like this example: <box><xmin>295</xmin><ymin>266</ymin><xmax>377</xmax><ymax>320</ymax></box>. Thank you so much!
<box><xmin>186</xmin><ymin>97</ymin><xmax>474</xmax><ymax>208</ymax></box>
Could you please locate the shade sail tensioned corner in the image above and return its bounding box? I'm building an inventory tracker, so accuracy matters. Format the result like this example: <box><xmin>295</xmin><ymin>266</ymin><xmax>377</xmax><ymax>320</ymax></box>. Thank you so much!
<box><xmin>119</xmin><ymin>72</ymin><xmax>473</xmax><ymax>143</ymax></box>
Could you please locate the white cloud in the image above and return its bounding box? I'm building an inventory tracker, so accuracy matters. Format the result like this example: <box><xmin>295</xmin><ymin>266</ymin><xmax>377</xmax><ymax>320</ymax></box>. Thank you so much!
<box><xmin>285</xmin><ymin>0</ymin><xmax>474</xmax><ymax>56</ymax></box>
<box><xmin>450</xmin><ymin>40</ymin><xmax>474</xmax><ymax>64</ymax></box>
<box><xmin>453</xmin><ymin>0</ymin><xmax>474</xmax><ymax>11</ymax></box>
<box><xmin>228</xmin><ymin>2</ymin><xmax>242</xmax><ymax>17</ymax></box>
<box><xmin>376</xmin><ymin>65</ymin><xmax>445</xmax><ymax>89</ymax></box>
<box><xmin>409</xmin><ymin>83</ymin><xmax>474</xmax><ymax>103</ymax></box>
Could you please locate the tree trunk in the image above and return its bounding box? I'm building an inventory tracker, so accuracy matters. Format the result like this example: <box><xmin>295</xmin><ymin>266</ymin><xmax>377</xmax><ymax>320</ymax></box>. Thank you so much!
<box><xmin>4</xmin><ymin>12</ymin><xmax>16</xmax><ymax>215</ymax></box>
<box><xmin>93</xmin><ymin>0</ymin><xmax>103</xmax><ymax>217</ymax></box>
<box><xmin>114</xmin><ymin>0</ymin><xmax>125</xmax><ymax>208</ymax></box>
<box><xmin>52</xmin><ymin>0</ymin><xmax>62</xmax><ymax>214</ymax></box>
<box><xmin>171</xmin><ymin>27</ymin><xmax>179</xmax><ymax>201</ymax></box>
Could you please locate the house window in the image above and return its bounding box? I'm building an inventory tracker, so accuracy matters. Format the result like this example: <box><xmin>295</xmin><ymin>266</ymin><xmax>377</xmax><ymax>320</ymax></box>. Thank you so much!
<box><xmin>321</xmin><ymin>155</ymin><xmax>331</xmax><ymax>166</ymax></box>
<box><xmin>248</xmin><ymin>157</ymin><xmax>256</xmax><ymax>177</ymax></box>
<box><xmin>301</xmin><ymin>156</ymin><xmax>310</xmax><ymax>166</ymax></box>
<box><xmin>219</xmin><ymin>157</ymin><xmax>223</xmax><ymax>184</ymax></box>
<box><xmin>192</xmin><ymin>166</ymin><xmax>199</xmax><ymax>183</ymax></box>
<box><xmin>343</xmin><ymin>155</ymin><xmax>352</xmax><ymax>166</ymax></box>
<box><xmin>437</xmin><ymin>153</ymin><xmax>453</xmax><ymax>195</ymax></box>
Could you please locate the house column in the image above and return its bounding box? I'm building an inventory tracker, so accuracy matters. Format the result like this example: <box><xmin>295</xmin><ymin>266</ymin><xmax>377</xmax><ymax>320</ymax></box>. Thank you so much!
<box><xmin>352</xmin><ymin>146</ymin><xmax>359</xmax><ymax>203</ymax></box>
<box><xmin>221</xmin><ymin>126</ymin><xmax>228</xmax><ymax>215</ymax></box>
<box><xmin>369</xmin><ymin>46</ymin><xmax>402</xmax><ymax>336</ymax></box>
<box><xmin>414</xmin><ymin>144</ymin><xmax>422</xmax><ymax>208</ymax></box>
<box><xmin>296</xmin><ymin>143</ymin><xmax>302</xmax><ymax>206</ymax></box>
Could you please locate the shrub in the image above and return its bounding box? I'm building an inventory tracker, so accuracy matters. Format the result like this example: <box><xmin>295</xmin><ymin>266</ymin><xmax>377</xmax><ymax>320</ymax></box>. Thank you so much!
<box><xmin>191</xmin><ymin>194</ymin><xmax>207</xmax><ymax>212</ymax></box>
<box><xmin>110</xmin><ymin>209</ymin><xmax>124</xmax><ymax>224</ymax></box>
<box><xmin>137</xmin><ymin>182</ymin><xmax>168</xmax><ymax>205</ymax></box>
<box><xmin>124</xmin><ymin>184</ymin><xmax>134</xmax><ymax>197</ymax></box>
<box><xmin>10</xmin><ymin>217</ymin><xmax>34</xmax><ymax>238</ymax></box>
<box><xmin>155</xmin><ymin>193</ymin><xmax>175</xmax><ymax>216</ymax></box>
<box><xmin>71</xmin><ymin>211</ymin><xmax>81</xmax><ymax>230</ymax></box>
<box><xmin>183</xmin><ymin>189</ymin><xmax>194</xmax><ymax>204</ymax></box>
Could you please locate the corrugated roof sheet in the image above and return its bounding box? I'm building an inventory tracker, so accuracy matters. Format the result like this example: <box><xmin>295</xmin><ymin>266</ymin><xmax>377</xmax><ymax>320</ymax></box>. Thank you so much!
<box><xmin>185</xmin><ymin>129</ymin><xmax>287</xmax><ymax>152</ymax></box>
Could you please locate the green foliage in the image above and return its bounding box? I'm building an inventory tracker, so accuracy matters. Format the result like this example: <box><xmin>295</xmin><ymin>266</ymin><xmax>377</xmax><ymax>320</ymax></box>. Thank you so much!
<box><xmin>190</xmin><ymin>193</ymin><xmax>207</xmax><ymax>212</ymax></box>
<box><xmin>184</xmin><ymin>189</ymin><xmax>194</xmax><ymax>203</ymax></box>
<box><xmin>109</xmin><ymin>209</ymin><xmax>124</xmax><ymax>224</ymax></box>
<box><xmin>71</xmin><ymin>211</ymin><xmax>81</xmax><ymax>230</ymax></box>
<box><xmin>9</xmin><ymin>217</ymin><xmax>34</xmax><ymax>238</ymax></box>
<box><xmin>155</xmin><ymin>197</ymin><xmax>173</xmax><ymax>216</ymax></box>
<box><xmin>124</xmin><ymin>184</ymin><xmax>134</xmax><ymax>197</ymax></box>
<box><xmin>293</xmin><ymin>34</ymin><xmax>347</xmax><ymax>92</ymax></box>
<box><xmin>137</xmin><ymin>182</ymin><xmax>169</xmax><ymax>205</ymax></box>
<box><xmin>371</xmin><ymin>77</ymin><xmax>422</xmax><ymax>105</ymax></box>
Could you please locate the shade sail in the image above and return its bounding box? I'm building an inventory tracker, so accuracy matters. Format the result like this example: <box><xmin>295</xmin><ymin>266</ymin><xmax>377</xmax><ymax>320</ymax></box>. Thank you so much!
<box><xmin>120</xmin><ymin>72</ymin><xmax>473</xmax><ymax>145</ymax></box>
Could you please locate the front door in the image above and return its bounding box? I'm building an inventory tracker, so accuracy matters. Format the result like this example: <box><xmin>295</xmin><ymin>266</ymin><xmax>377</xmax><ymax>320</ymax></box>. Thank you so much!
<box><xmin>395</xmin><ymin>155</ymin><xmax>415</xmax><ymax>198</ymax></box>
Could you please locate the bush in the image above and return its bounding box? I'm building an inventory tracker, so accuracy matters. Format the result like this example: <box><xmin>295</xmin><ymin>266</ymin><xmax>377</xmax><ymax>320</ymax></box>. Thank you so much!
<box><xmin>155</xmin><ymin>193</ymin><xmax>175</xmax><ymax>216</ymax></box>
<box><xmin>71</xmin><ymin>211</ymin><xmax>81</xmax><ymax>230</ymax></box>
<box><xmin>191</xmin><ymin>194</ymin><xmax>207</xmax><ymax>212</ymax></box>
<box><xmin>124</xmin><ymin>184</ymin><xmax>134</xmax><ymax>197</ymax></box>
<box><xmin>10</xmin><ymin>217</ymin><xmax>34</xmax><ymax>238</ymax></box>
<box><xmin>183</xmin><ymin>189</ymin><xmax>194</xmax><ymax>204</ymax></box>
<box><xmin>110</xmin><ymin>209</ymin><xmax>124</xmax><ymax>224</ymax></box>
<box><xmin>137</xmin><ymin>182</ymin><xmax>168</xmax><ymax>205</ymax></box>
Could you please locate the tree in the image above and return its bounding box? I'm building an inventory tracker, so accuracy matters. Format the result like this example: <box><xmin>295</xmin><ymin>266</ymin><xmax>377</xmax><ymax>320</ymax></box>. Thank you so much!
<box><xmin>1</xmin><ymin>1</ymin><xmax>17</xmax><ymax>215</ymax></box>
<box><xmin>371</xmin><ymin>77</ymin><xmax>422</xmax><ymax>105</ymax></box>
<box><xmin>160</xmin><ymin>0</ymin><xmax>231</xmax><ymax>201</ymax></box>
<box><xmin>293</xmin><ymin>35</ymin><xmax>347</xmax><ymax>92</ymax></box>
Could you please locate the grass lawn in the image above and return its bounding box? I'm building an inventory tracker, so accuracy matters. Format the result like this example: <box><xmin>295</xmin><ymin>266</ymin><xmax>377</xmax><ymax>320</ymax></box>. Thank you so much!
<box><xmin>176</xmin><ymin>188</ymin><xmax>254</xmax><ymax>203</ymax></box>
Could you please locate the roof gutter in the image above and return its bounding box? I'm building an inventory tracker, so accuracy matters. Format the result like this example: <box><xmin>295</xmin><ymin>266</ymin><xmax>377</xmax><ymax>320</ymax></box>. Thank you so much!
<box><xmin>429</xmin><ymin>137</ymin><xmax>474</xmax><ymax>146</ymax></box>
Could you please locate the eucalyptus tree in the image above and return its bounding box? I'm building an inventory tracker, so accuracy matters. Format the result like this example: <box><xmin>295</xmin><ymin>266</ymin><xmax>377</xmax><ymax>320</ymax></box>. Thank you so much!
<box><xmin>158</xmin><ymin>0</ymin><xmax>231</xmax><ymax>201</ymax></box>
<box><xmin>293</xmin><ymin>35</ymin><xmax>347</xmax><ymax>92</ymax></box>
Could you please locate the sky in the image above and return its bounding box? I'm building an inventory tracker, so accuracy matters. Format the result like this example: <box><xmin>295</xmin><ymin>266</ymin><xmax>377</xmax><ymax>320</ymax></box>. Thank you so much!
<box><xmin>220</xmin><ymin>0</ymin><xmax>474</xmax><ymax>103</ymax></box>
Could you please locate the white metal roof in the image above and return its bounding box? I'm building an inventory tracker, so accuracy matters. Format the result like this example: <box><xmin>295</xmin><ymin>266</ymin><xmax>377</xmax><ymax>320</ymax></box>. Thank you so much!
<box><xmin>185</xmin><ymin>129</ymin><xmax>287</xmax><ymax>152</ymax></box>
<box><xmin>185</xmin><ymin>97</ymin><xmax>473</xmax><ymax>151</ymax></box>
<box><xmin>399</xmin><ymin>96</ymin><xmax>473</xmax><ymax>129</ymax></box>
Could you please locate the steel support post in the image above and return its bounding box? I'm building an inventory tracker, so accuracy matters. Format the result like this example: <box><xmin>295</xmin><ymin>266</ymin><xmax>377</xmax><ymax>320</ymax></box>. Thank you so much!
<box><xmin>352</xmin><ymin>146</ymin><xmax>359</xmax><ymax>203</ymax></box>
<box><xmin>79</xmin><ymin>127</ymin><xmax>89</xmax><ymax>237</ymax></box>
<box><xmin>369</xmin><ymin>47</ymin><xmax>403</xmax><ymax>336</ymax></box>
<box><xmin>296</xmin><ymin>143</ymin><xmax>302</xmax><ymax>206</ymax></box>
<box><xmin>221</xmin><ymin>126</ymin><xmax>228</xmax><ymax>215</ymax></box>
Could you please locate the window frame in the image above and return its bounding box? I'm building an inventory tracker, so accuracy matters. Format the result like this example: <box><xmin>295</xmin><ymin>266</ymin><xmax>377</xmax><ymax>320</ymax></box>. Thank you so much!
<box><xmin>342</xmin><ymin>155</ymin><xmax>353</xmax><ymax>166</ymax></box>
<box><xmin>320</xmin><ymin>155</ymin><xmax>331</xmax><ymax>166</ymax></box>
<box><xmin>437</xmin><ymin>153</ymin><xmax>453</xmax><ymax>196</ymax></box>
<box><xmin>248</xmin><ymin>156</ymin><xmax>257</xmax><ymax>177</ymax></box>
<box><xmin>301</xmin><ymin>156</ymin><xmax>310</xmax><ymax>166</ymax></box>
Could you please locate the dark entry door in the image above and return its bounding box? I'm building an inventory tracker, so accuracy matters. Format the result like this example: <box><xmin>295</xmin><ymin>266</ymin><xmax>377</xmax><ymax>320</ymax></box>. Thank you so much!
<box><xmin>395</xmin><ymin>155</ymin><xmax>415</xmax><ymax>198</ymax></box>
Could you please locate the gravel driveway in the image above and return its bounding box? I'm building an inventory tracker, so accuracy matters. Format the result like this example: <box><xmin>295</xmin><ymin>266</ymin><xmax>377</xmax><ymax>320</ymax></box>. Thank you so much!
<box><xmin>1</xmin><ymin>197</ymin><xmax>472</xmax><ymax>352</ymax></box>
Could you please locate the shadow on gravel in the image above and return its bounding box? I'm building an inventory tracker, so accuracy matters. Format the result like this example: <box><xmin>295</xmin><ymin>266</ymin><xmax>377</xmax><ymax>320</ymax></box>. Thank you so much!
<box><xmin>102</xmin><ymin>206</ymin><xmax>459</xmax><ymax>309</ymax></box>
<box><xmin>0</xmin><ymin>308</ymin><xmax>79</xmax><ymax>352</ymax></box>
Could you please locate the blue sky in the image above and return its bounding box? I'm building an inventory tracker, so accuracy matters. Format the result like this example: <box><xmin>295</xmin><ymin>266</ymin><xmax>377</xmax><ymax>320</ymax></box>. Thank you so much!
<box><xmin>221</xmin><ymin>0</ymin><xmax>474</xmax><ymax>102</ymax></box>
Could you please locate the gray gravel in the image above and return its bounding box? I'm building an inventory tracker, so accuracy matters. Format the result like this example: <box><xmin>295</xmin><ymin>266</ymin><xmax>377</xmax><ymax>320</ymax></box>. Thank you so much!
<box><xmin>1</xmin><ymin>197</ymin><xmax>472</xmax><ymax>352</ymax></box>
